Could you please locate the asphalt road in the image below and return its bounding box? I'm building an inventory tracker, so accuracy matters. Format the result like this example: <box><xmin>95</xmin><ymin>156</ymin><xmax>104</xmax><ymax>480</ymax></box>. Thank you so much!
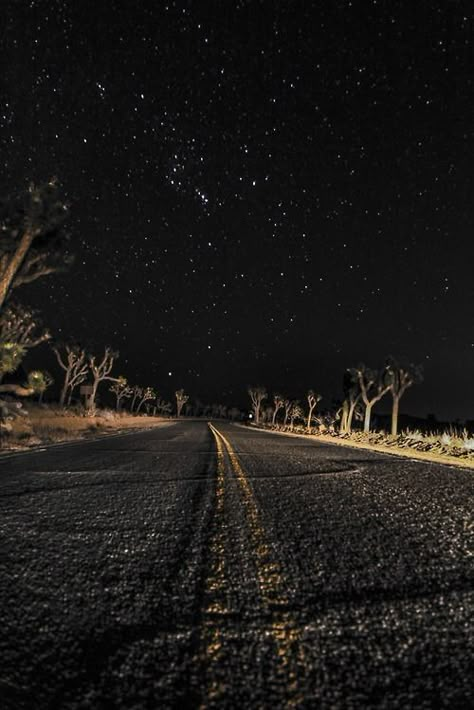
<box><xmin>0</xmin><ymin>421</ymin><xmax>472</xmax><ymax>709</ymax></box>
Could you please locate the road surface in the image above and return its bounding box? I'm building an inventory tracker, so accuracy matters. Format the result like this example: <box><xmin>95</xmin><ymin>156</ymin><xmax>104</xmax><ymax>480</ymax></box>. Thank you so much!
<box><xmin>0</xmin><ymin>421</ymin><xmax>472</xmax><ymax>708</ymax></box>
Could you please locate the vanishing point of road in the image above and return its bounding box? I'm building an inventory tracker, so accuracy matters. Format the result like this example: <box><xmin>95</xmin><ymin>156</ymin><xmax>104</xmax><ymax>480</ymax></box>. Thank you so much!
<box><xmin>0</xmin><ymin>421</ymin><xmax>472</xmax><ymax>709</ymax></box>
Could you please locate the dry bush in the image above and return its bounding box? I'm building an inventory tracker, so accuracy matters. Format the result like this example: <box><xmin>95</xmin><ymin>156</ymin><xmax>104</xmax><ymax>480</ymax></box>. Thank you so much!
<box><xmin>256</xmin><ymin>420</ymin><xmax>474</xmax><ymax>461</ymax></box>
<box><xmin>98</xmin><ymin>409</ymin><xmax>118</xmax><ymax>421</ymax></box>
<box><xmin>30</xmin><ymin>424</ymin><xmax>79</xmax><ymax>443</ymax></box>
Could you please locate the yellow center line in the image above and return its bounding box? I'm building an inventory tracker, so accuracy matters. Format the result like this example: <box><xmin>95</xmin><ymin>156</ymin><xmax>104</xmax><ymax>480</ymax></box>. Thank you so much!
<box><xmin>206</xmin><ymin>431</ymin><xmax>229</xmax><ymax>614</ymax></box>
<box><xmin>209</xmin><ymin>423</ymin><xmax>288</xmax><ymax>606</ymax></box>
<box><xmin>208</xmin><ymin>423</ymin><xmax>307</xmax><ymax>705</ymax></box>
<box><xmin>197</xmin><ymin>425</ymin><xmax>233</xmax><ymax>707</ymax></box>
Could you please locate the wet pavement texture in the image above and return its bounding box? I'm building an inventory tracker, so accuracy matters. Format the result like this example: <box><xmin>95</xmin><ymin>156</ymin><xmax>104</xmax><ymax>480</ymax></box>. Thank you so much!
<box><xmin>0</xmin><ymin>420</ymin><xmax>472</xmax><ymax>709</ymax></box>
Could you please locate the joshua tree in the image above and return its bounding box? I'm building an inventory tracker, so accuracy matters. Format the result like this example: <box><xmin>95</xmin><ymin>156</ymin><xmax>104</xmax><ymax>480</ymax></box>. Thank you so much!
<box><xmin>129</xmin><ymin>385</ymin><xmax>143</xmax><ymax>413</ymax></box>
<box><xmin>272</xmin><ymin>394</ymin><xmax>285</xmax><ymax>425</ymax></box>
<box><xmin>109</xmin><ymin>376</ymin><xmax>133</xmax><ymax>411</ymax></box>
<box><xmin>136</xmin><ymin>386</ymin><xmax>156</xmax><ymax>413</ymax></box>
<box><xmin>0</xmin><ymin>304</ymin><xmax>50</xmax><ymax>384</ymax></box>
<box><xmin>289</xmin><ymin>402</ymin><xmax>304</xmax><ymax>430</ymax></box>
<box><xmin>88</xmin><ymin>348</ymin><xmax>119</xmax><ymax>411</ymax></box>
<box><xmin>339</xmin><ymin>370</ymin><xmax>362</xmax><ymax>434</ymax></box>
<box><xmin>0</xmin><ymin>180</ymin><xmax>71</xmax><ymax>310</ymax></box>
<box><xmin>0</xmin><ymin>342</ymin><xmax>25</xmax><ymax>382</ymax></box>
<box><xmin>28</xmin><ymin>370</ymin><xmax>54</xmax><ymax>403</ymax></box>
<box><xmin>353</xmin><ymin>364</ymin><xmax>391</xmax><ymax>433</ymax></box>
<box><xmin>52</xmin><ymin>343</ymin><xmax>89</xmax><ymax>407</ymax></box>
<box><xmin>0</xmin><ymin>303</ymin><xmax>50</xmax><ymax>351</ymax></box>
<box><xmin>262</xmin><ymin>405</ymin><xmax>274</xmax><ymax>424</ymax></box>
<box><xmin>386</xmin><ymin>358</ymin><xmax>423</xmax><ymax>436</ymax></box>
<box><xmin>154</xmin><ymin>397</ymin><xmax>172</xmax><ymax>416</ymax></box>
<box><xmin>283</xmin><ymin>399</ymin><xmax>292</xmax><ymax>426</ymax></box>
<box><xmin>306</xmin><ymin>390</ymin><xmax>322</xmax><ymax>431</ymax></box>
<box><xmin>192</xmin><ymin>398</ymin><xmax>203</xmax><ymax>417</ymax></box>
<box><xmin>175</xmin><ymin>388</ymin><xmax>189</xmax><ymax>417</ymax></box>
<box><xmin>0</xmin><ymin>370</ymin><xmax>50</xmax><ymax>401</ymax></box>
<box><xmin>248</xmin><ymin>385</ymin><xmax>267</xmax><ymax>424</ymax></box>
<box><xmin>209</xmin><ymin>403</ymin><xmax>227</xmax><ymax>418</ymax></box>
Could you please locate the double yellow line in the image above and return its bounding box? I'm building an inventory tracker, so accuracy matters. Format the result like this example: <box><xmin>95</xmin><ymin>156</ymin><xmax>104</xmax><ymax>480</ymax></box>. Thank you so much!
<box><xmin>207</xmin><ymin>424</ymin><xmax>306</xmax><ymax>704</ymax></box>
<box><xmin>209</xmin><ymin>423</ymin><xmax>289</xmax><ymax>607</ymax></box>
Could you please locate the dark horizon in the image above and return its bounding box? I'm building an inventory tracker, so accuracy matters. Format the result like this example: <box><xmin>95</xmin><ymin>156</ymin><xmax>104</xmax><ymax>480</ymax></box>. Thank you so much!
<box><xmin>2</xmin><ymin>2</ymin><xmax>473</xmax><ymax>421</ymax></box>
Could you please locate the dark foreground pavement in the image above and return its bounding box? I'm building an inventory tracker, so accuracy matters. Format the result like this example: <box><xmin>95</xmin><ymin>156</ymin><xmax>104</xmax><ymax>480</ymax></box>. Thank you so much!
<box><xmin>0</xmin><ymin>421</ymin><xmax>472</xmax><ymax>709</ymax></box>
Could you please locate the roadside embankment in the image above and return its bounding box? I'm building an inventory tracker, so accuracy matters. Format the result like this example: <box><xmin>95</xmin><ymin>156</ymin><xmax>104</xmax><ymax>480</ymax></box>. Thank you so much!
<box><xmin>0</xmin><ymin>403</ymin><xmax>171</xmax><ymax>451</ymax></box>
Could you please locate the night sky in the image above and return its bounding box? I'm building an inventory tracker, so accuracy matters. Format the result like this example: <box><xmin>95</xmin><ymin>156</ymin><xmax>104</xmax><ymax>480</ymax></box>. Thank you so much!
<box><xmin>1</xmin><ymin>1</ymin><xmax>473</xmax><ymax>419</ymax></box>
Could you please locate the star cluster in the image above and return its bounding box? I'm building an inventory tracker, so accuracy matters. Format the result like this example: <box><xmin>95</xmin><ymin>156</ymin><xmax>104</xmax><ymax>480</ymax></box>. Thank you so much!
<box><xmin>1</xmin><ymin>1</ymin><xmax>473</xmax><ymax>417</ymax></box>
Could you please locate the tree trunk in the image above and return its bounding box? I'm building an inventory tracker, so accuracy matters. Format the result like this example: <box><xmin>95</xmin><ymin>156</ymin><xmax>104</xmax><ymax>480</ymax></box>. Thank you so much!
<box><xmin>347</xmin><ymin>401</ymin><xmax>357</xmax><ymax>434</ymax></box>
<box><xmin>307</xmin><ymin>408</ymin><xmax>313</xmax><ymax>431</ymax></box>
<box><xmin>272</xmin><ymin>409</ymin><xmax>277</xmax><ymax>425</ymax></box>
<box><xmin>363</xmin><ymin>403</ymin><xmax>373</xmax><ymax>432</ymax></box>
<box><xmin>0</xmin><ymin>229</ymin><xmax>36</xmax><ymax>309</ymax></box>
<box><xmin>59</xmin><ymin>377</ymin><xmax>69</xmax><ymax>408</ymax></box>
<box><xmin>339</xmin><ymin>401</ymin><xmax>348</xmax><ymax>433</ymax></box>
<box><xmin>89</xmin><ymin>380</ymin><xmax>99</xmax><ymax>410</ymax></box>
<box><xmin>391</xmin><ymin>396</ymin><xmax>400</xmax><ymax>436</ymax></box>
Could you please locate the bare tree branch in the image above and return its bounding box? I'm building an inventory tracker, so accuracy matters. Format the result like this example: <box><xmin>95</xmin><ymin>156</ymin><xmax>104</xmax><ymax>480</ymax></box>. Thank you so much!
<box><xmin>0</xmin><ymin>180</ymin><xmax>70</xmax><ymax>309</ymax></box>
<box><xmin>87</xmin><ymin>347</ymin><xmax>119</xmax><ymax>411</ymax></box>
<box><xmin>52</xmin><ymin>343</ymin><xmax>89</xmax><ymax>407</ymax></box>
<box><xmin>306</xmin><ymin>390</ymin><xmax>322</xmax><ymax>431</ymax></box>
<box><xmin>175</xmin><ymin>388</ymin><xmax>189</xmax><ymax>417</ymax></box>
<box><xmin>272</xmin><ymin>394</ymin><xmax>285</xmax><ymax>425</ymax></box>
<box><xmin>248</xmin><ymin>386</ymin><xmax>267</xmax><ymax>424</ymax></box>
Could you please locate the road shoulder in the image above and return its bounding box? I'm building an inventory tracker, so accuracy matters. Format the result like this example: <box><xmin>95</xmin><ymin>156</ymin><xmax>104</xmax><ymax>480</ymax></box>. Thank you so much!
<box><xmin>236</xmin><ymin>424</ymin><xmax>474</xmax><ymax>471</ymax></box>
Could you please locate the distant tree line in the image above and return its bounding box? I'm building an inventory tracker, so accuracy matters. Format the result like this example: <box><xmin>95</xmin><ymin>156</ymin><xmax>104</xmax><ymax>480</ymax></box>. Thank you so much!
<box><xmin>0</xmin><ymin>181</ymin><xmax>424</xmax><ymax>433</ymax></box>
<box><xmin>248</xmin><ymin>358</ymin><xmax>423</xmax><ymax>438</ymax></box>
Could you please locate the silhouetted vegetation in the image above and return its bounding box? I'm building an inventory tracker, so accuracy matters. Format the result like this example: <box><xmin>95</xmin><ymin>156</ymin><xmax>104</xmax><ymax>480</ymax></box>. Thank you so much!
<box><xmin>0</xmin><ymin>183</ymin><xmax>462</xmax><ymax>462</ymax></box>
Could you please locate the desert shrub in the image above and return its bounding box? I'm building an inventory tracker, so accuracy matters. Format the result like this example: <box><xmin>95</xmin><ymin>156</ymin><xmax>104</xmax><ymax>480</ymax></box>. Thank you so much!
<box><xmin>86</xmin><ymin>421</ymin><xmax>101</xmax><ymax>431</ymax></box>
<box><xmin>33</xmin><ymin>424</ymin><xmax>71</xmax><ymax>443</ymax></box>
<box><xmin>99</xmin><ymin>409</ymin><xmax>117</xmax><ymax>421</ymax></box>
<box><xmin>16</xmin><ymin>431</ymin><xmax>33</xmax><ymax>441</ymax></box>
<box><xmin>403</xmin><ymin>429</ymin><xmax>424</xmax><ymax>442</ymax></box>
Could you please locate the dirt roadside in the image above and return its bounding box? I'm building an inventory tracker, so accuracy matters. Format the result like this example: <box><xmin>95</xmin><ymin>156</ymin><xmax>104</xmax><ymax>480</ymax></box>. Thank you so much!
<box><xmin>0</xmin><ymin>405</ymin><xmax>173</xmax><ymax>452</ymax></box>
